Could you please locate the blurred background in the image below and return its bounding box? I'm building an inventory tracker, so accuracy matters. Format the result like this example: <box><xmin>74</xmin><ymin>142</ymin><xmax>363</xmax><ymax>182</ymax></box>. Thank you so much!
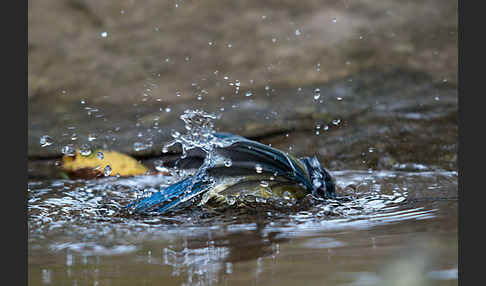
<box><xmin>28</xmin><ymin>0</ymin><xmax>457</xmax><ymax>174</ymax></box>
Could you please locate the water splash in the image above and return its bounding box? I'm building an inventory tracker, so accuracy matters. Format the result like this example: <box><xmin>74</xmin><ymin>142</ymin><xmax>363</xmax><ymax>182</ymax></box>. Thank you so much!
<box><xmin>313</xmin><ymin>88</ymin><xmax>321</xmax><ymax>100</ymax></box>
<box><xmin>162</xmin><ymin>109</ymin><xmax>232</xmax><ymax>162</ymax></box>
<box><xmin>79</xmin><ymin>144</ymin><xmax>92</xmax><ymax>156</ymax></box>
<box><xmin>61</xmin><ymin>144</ymin><xmax>76</xmax><ymax>156</ymax></box>
<box><xmin>104</xmin><ymin>165</ymin><xmax>112</xmax><ymax>176</ymax></box>
<box><xmin>158</xmin><ymin>109</ymin><xmax>236</xmax><ymax>204</ymax></box>
<box><xmin>40</xmin><ymin>135</ymin><xmax>54</xmax><ymax>147</ymax></box>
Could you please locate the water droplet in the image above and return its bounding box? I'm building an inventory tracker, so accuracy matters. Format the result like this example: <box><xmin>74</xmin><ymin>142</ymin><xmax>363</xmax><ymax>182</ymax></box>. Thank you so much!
<box><xmin>245</xmin><ymin>91</ymin><xmax>253</xmax><ymax>97</ymax></box>
<box><xmin>226</xmin><ymin>262</ymin><xmax>233</xmax><ymax>274</ymax></box>
<box><xmin>226</xmin><ymin>196</ymin><xmax>236</xmax><ymax>205</ymax></box>
<box><xmin>61</xmin><ymin>145</ymin><xmax>76</xmax><ymax>156</ymax></box>
<box><xmin>295</xmin><ymin>29</ymin><xmax>301</xmax><ymax>36</ymax></box>
<box><xmin>272</xmin><ymin>38</ymin><xmax>277</xmax><ymax>43</ymax></box>
<box><xmin>227</xmin><ymin>43</ymin><xmax>232</xmax><ymax>48</ymax></box>
<box><xmin>332</xmin><ymin>18</ymin><xmax>337</xmax><ymax>23</ymax></box>
<box><xmin>283</xmin><ymin>191</ymin><xmax>291</xmax><ymax>200</ymax></box>
<box><xmin>332</xmin><ymin>119</ymin><xmax>341</xmax><ymax>125</ymax></box>
<box><xmin>104</xmin><ymin>165</ymin><xmax>112</xmax><ymax>176</ymax></box>
<box><xmin>133</xmin><ymin>142</ymin><xmax>147</xmax><ymax>152</ymax></box>
<box><xmin>255</xmin><ymin>197</ymin><xmax>267</xmax><ymax>203</ymax></box>
<box><xmin>79</xmin><ymin>144</ymin><xmax>92</xmax><ymax>156</ymax></box>
<box><xmin>40</xmin><ymin>135</ymin><xmax>54</xmax><ymax>147</ymax></box>
<box><xmin>154</xmin><ymin>160</ymin><xmax>170</xmax><ymax>173</ymax></box>
<box><xmin>96</xmin><ymin>152</ymin><xmax>104</xmax><ymax>160</ymax></box>
<box><xmin>260</xmin><ymin>181</ymin><xmax>269</xmax><ymax>188</ymax></box>
<box><xmin>313</xmin><ymin>88</ymin><xmax>321</xmax><ymax>100</ymax></box>
<box><xmin>100</xmin><ymin>31</ymin><xmax>108</xmax><ymax>38</ymax></box>
<box><xmin>224</xmin><ymin>159</ymin><xmax>232</xmax><ymax>167</ymax></box>
<box><xmin>315</xmin><ymin>123</ymin><xmax>321</xmax><ymax>135</ymax></box>
<box><xmin>255</xmin><ymin>164</ymin><xmax>263</xmax><ymax>173</ymax></box>
<box><xmin>336</xmin><ymin>97</ymin><xmax>343</xmax><ymax>101</ymax></box>
<box><xmin>171</xmin><ymin>131</ymin><xmax>181</xmax><ymax>140</ymax></box>
<box><xmin>162</xmin><ymin>146</ymin><xmax>169</xmax><ymax>153</ymax></box>
<box><xmin>165</xmin><ymin>107</ymin><xmax>171</xmax><ymax>112</ymax></box>
<box><xmin>88</xmin><ymin>134</ymin><xmax>97</xmax><ymax>142</ymax></box>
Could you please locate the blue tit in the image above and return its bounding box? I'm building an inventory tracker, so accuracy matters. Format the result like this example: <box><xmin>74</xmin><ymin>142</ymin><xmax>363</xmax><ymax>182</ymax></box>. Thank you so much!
<box><xmin>127</xmin><ymin>132</ymin><xmax>335</xmax><ymax>214</ymax></box>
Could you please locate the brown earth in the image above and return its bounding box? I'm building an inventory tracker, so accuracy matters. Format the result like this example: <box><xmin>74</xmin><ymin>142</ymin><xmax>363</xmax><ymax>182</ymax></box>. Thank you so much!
<box><xmin>28</xmin><ymin>0</ymin><xmax>457</xmax><ymax>177</ymax></box>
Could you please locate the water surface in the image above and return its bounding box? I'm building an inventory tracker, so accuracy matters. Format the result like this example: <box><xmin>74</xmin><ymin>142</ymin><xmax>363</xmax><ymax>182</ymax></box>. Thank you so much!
<box><xmin>28</xmin><ymin>170</ymin><xmax>457</xmax><ymax>286</ymax></box>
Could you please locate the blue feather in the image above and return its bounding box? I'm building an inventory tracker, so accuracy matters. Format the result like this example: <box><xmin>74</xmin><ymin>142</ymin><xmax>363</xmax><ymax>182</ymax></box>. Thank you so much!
<box><xmin>129</xmin><ymin>176</ymin><xmax>210</xmax><ymax>214</ymax></box>
<box><xmin>127</xmin><ymin>132</ymin><xmax>335</xmax><ymax>214</ymax></box>
<box><xmin>214</xmin><ymin>133</ymin><xmax>312</xmax><ymax>189</ymax></box>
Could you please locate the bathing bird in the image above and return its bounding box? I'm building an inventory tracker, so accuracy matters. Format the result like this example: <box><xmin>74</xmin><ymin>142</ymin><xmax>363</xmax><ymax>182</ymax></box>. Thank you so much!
<box><xmin>128</xmin><ymin>132</ymin><xmax>335</xmax><ymax>214</ymax></box>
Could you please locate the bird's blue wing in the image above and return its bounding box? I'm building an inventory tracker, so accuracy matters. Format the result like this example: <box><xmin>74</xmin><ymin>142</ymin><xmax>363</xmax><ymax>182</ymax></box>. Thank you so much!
<box><xmin>214</xmin><ymin>133</ymin><xmax>313</xmax><ymax>189</ymax></box>
<box><xmin>128</xmin><ymin>132</ymin><xmax>316</xmax><ymax>214</ymax></box>
<box><xmin>128</xmin><ymin>176</ymin><xmax>211</xmax><ymax>214</ymax></box>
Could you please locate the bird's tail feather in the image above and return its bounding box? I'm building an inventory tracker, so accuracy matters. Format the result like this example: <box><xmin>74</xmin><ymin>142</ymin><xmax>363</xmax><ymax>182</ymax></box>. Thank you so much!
<box><xmin>128</xmin><ymin>176</ymin><xmax>210</xmax><ymax>214</ymax></box>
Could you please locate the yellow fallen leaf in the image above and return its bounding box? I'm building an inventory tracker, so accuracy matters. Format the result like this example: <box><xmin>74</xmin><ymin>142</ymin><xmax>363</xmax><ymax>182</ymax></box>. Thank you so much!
<box><xmin>62</xmin><ymin>149</ymin><xmax>148</xmax><ymax>179</ymax></box>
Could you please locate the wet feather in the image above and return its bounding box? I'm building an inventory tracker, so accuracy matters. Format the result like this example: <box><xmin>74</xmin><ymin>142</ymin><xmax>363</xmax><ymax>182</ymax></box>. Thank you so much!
<box><xmin>128</xmin><ymin>132</ymin><xmax>335</xmax><ymax>214</ymax></box>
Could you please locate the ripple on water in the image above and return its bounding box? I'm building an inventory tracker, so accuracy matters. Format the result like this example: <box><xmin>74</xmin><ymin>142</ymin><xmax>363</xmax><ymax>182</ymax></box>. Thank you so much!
<box><xmin>28</xmin><ymin>170</ymin><xmax>456</xmax><ymax>240</ymax></box>
<box><xmin>28</xmin><ymin>170</ymin><xmax>457</xmax><ymax>286</ymax></box>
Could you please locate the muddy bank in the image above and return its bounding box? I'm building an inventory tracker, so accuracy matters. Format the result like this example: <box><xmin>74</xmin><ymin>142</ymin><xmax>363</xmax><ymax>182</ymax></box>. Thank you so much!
<box><xmin>28</xmin><ymin>69</ymin><xmax>457</xmax><ymax>179</ymax></box>
<box><xmin>28</xmin><ymin>0</ymin><xmax>457</xmax><ymax>178</ymax></box>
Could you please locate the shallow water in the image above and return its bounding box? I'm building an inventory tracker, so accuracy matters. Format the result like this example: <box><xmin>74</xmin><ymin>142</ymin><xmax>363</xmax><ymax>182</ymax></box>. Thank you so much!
<box><xmin>28</xmin><ymin>170</ymin><xmax>457</xmax><ymax>286</ymax></box>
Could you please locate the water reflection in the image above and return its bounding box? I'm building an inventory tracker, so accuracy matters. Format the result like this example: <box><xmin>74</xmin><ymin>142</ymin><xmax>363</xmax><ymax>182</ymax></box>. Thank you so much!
<box><xmin>28</xmin><ymin>170</ymin><xmax>457</xmax><ymax>286</ymax></box>
<box><xmin>160</xmin><ymin>228</ymin><xmax>287</xmax><ymax>285</ymax></box>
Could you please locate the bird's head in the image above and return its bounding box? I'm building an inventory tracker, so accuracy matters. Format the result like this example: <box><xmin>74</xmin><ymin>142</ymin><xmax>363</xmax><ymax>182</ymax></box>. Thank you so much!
<box><xmin>301</xmin><ymin>156</ymin><xmax>336</xmax><ymax>199</ymax></box>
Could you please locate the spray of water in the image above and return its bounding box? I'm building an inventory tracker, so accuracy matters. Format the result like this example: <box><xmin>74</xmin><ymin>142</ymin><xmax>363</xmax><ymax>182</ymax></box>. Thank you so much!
<box><xmin>160</xmin><ymin>109</ymin><xmax>233</xmax><ymax>202</ymax></box>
